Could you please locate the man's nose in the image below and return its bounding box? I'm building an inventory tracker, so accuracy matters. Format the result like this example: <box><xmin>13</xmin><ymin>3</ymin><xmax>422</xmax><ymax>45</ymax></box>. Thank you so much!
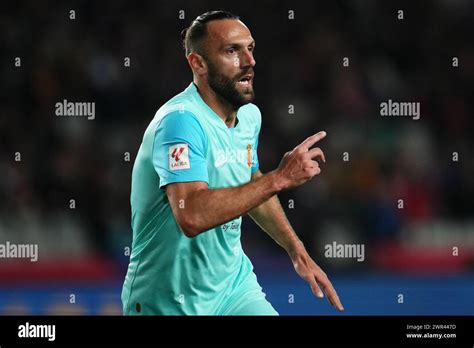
<box><xmin>241</xmin><ymin>49</ymin><xmax>256</xmax><ymax>68</ymax></box>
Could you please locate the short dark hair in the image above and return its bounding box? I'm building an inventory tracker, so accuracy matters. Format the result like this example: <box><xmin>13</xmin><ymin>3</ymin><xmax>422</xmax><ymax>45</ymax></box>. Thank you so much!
<box><xmin>181</xmin><ymin>10</ymin><xmax>240</xmax><ymax>56</ymax></box>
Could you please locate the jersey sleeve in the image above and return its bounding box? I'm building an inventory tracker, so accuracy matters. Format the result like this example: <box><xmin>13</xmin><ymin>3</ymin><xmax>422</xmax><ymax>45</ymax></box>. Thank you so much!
<box><xmin>152</xmin><ymin>110</ymin><xmax>209</xmax><ymax>188</ymax></box>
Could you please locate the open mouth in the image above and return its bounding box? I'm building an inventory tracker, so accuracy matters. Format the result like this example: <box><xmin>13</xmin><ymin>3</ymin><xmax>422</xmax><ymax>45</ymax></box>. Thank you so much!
<box><xmin>237</xmin><ymin>74</ymin><xmax>253</xmax><ymax>87</ymax></box>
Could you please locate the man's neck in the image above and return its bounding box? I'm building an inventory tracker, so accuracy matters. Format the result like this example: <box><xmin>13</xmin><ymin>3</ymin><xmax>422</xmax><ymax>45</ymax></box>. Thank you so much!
<box><xmin>194</xmin><ymin>80</ymin><xmax>237</xmax><ymax>128</ymax></box>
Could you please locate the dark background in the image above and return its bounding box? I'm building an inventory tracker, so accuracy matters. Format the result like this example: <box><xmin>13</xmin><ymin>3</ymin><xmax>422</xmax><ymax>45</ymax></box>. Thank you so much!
<box><xmin>0</xmin><ymin>0</ymin><xmax>473</xmax><ymax>315</ymax></box>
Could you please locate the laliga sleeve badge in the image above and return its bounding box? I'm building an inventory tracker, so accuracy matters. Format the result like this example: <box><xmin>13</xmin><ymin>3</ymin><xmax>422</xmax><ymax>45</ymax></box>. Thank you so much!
<box><xmin>169</xmin><ymin>144</ymin><xmax>190</xmax><ymax>170</ymax></box>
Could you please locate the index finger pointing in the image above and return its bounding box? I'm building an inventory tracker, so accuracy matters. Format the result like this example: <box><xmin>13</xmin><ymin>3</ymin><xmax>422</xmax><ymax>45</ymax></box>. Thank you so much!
<box><xmin>297</xmin><ymin>131</ymin><xmax>327</xmax><ymax>150</ymax></box>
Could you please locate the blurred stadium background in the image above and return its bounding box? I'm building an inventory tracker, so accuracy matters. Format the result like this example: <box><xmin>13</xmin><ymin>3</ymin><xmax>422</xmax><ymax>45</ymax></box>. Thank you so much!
<box><xmin>0</xmin><ymin>0</ymin><xmax>473</xmax><ymax>315</ymax></box>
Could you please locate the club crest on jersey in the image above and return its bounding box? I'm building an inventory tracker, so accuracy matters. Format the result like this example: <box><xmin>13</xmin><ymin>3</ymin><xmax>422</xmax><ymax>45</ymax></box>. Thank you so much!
<box><xmin>246</xmin><ymin>144</ymin><xmax>253</xmax><ymax>168</ymax></box>
<box><xmin>169</xmin><ymin>144</ymin><xmax>190</xmax><ymax>170</ymax></box>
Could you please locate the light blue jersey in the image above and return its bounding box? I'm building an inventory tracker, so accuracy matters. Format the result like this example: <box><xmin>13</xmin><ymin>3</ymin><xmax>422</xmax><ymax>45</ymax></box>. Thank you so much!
<box><xmin>121</xmin><ymin>82</ymin><xmax>277</xmax><ymax>315</ymax></box>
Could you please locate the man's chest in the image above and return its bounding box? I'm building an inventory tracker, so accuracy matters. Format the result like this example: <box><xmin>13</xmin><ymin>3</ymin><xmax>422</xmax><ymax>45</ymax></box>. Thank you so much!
<box><xmin>205</xmin><ymin>126</ymin><xmax>256</xmax><ymax>187</ymax></box>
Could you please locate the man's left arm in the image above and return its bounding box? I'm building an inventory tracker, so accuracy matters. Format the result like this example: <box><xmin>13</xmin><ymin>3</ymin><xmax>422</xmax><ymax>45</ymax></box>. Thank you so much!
<box><xmin>248</xmin><ymin>170</ymin><xmax>344</xmax><ymax>312</ymax></box>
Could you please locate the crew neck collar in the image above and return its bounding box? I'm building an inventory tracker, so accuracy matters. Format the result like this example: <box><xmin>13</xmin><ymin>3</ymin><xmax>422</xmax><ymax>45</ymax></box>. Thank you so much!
<box><xmin>188</xmin><ymin>82</ymin><xmax>240</xmax><ymax>130</ymax></box>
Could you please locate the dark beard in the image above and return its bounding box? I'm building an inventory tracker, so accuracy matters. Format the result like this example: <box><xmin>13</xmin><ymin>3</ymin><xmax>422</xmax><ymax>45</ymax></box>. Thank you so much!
<box><xmin>206</xmin><ymin>59</ymin><xmax>255</xmax><ymax>110</ymax></box>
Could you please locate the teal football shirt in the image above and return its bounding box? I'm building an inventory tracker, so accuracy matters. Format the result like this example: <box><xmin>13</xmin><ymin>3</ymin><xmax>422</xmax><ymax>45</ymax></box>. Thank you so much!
<box><xmin>121</xmin><ymin>82</ymin><xmax>277</xmax><ymax>315</ymax></box>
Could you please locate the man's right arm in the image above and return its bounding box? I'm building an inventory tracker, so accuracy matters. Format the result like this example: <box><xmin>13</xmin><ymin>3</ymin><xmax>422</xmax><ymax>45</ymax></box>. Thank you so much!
<box><xmin>166</xmin><ymin>131</ymin><xmax>327</xmax><ymax>238</ymax></box>
<box><xmin>166</xmin><ymin>171</ymin><xmax>279</xmax><ymax>237</ymax></box>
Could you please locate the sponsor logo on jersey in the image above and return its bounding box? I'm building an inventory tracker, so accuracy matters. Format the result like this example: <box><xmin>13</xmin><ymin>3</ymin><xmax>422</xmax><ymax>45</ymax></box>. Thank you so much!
<box><xmin>214</xmin><ymin>147</ymin><xmax>252</xmax><ymax>168</ymax></box>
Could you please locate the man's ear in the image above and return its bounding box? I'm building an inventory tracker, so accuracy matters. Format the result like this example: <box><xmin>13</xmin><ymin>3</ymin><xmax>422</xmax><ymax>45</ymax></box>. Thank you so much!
<box><xmin>187</xmin><ymin>53</ymin><xmax>207</xmax><ymax>76</ymax></box>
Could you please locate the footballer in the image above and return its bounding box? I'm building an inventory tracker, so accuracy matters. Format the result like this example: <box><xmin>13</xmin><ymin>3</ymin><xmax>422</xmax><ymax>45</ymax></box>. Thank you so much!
<box><xmin>122</xmin><ymin>10</ymin><xmax>344</xmax><ymax>315</ymax></box>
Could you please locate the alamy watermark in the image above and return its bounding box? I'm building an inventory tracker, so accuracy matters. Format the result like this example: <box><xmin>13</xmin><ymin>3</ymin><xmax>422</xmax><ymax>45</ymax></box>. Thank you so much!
<box><xmin>18</xmin><ymin>322</ymin><xmax>55</xmax><ymax>341</ymax></box>
<box><xmin>0</xmin><ymin>241</ymin><xmax>38</xmax><ymax>262</ymax></box>
<box><xmin>324</xmin><ymin>241</ymin><xmax>365</xmax><ymax>262</ymax></box>
<box><xmin>55</xmin><ymin>99</ymin><xmax>95</xmax><ymax>120</ymax></box>
<box><xmin>380</xmin><ymin>99</ymin><xmax>420</xmax><ymax>120</ymax></box>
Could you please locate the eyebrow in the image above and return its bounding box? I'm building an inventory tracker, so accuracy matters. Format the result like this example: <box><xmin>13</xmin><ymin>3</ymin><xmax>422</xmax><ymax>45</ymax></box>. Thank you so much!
<box><xmin>223</xmin><ymin>40</ymin><xmax>256</xmax><ymax>49</ymax></box>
